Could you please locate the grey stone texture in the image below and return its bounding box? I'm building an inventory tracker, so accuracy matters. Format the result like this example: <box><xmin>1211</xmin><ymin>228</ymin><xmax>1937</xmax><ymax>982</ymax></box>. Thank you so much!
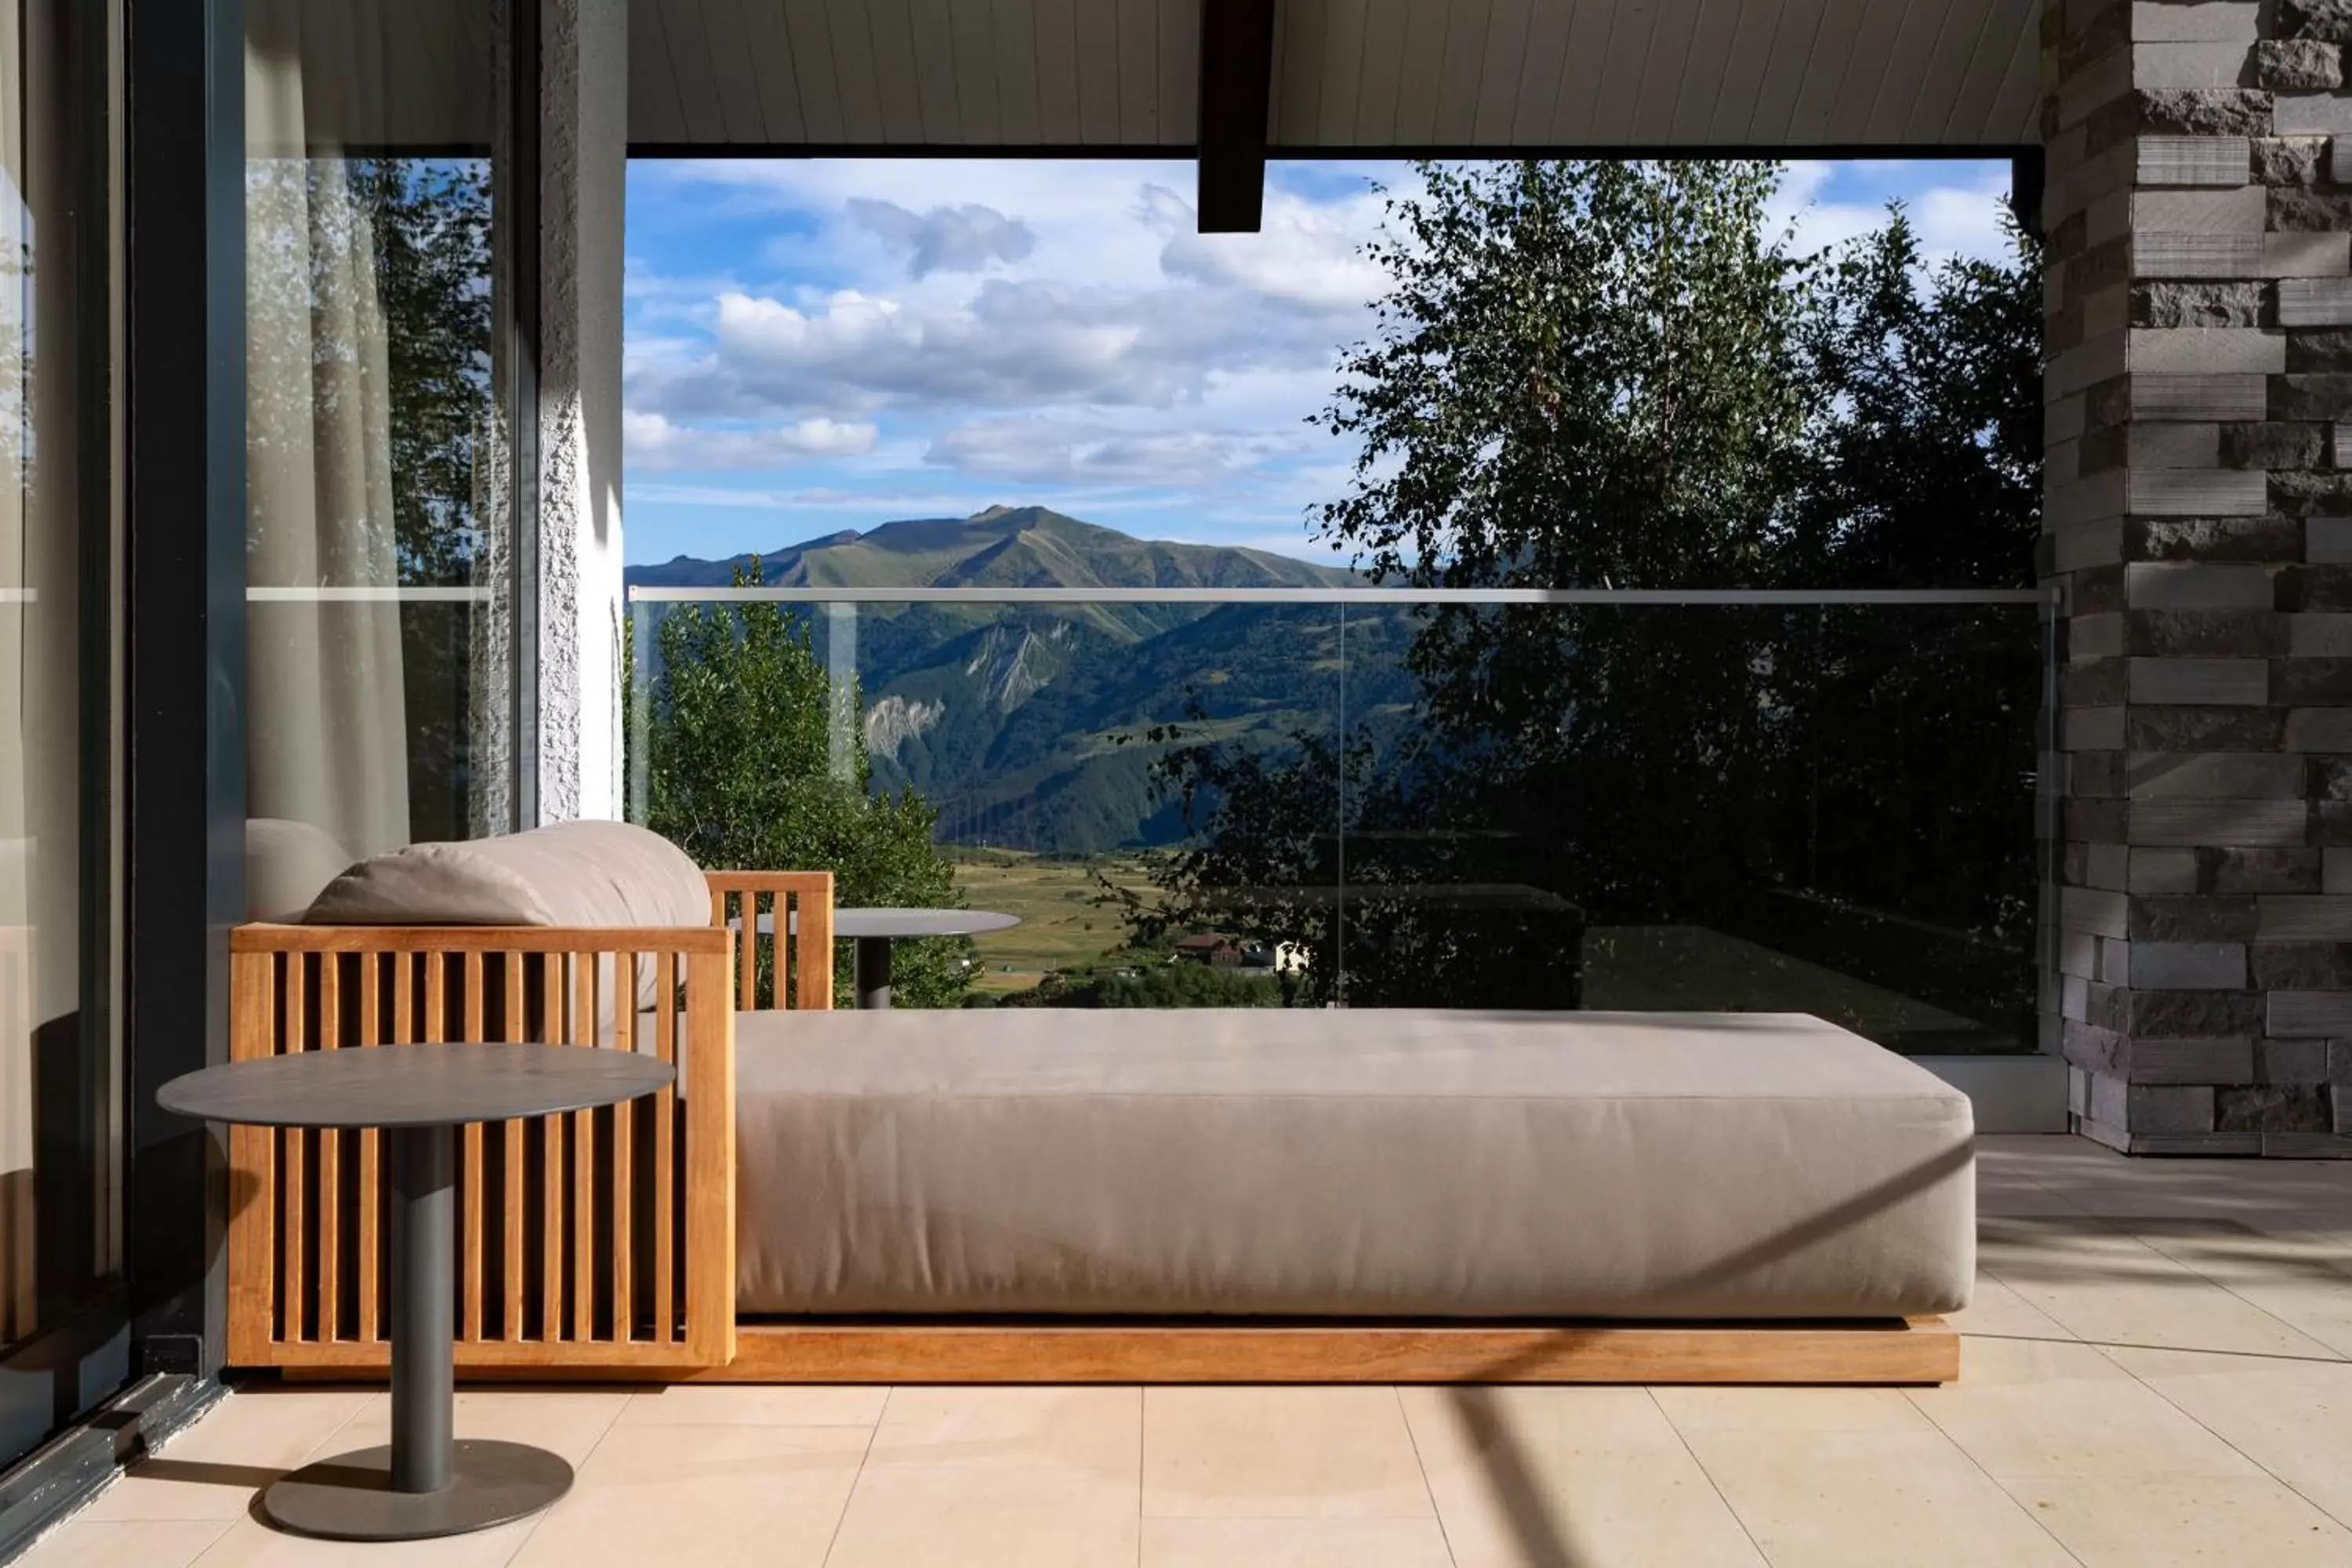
<box><xmin>2131</xmin><ymin>1036</ymin><xmax>2256</xmax><ymax>1083</ymax></box>
<box><xmin>2216</xmin><ymin>1082</ymin><xmax>2336</xmax><ymax>1128</ymax></box>
<box><xmin>2288</xmin><ymin>328</ymin><xmax>2352</xmax><ymax>368</ymax></box>
<box><xmin>2206</xmin><ymin>844</ymin><xmax>2325</xmax><ymax>889</ymax></box>
<box><xmin>2274</xmin><ymin>471</ymin><xmax>2352</xmax><ymax>511</ymax></box>
<box><xmin>2130</xmin><ymin>941</ymin><xmax>2250</xmax><ymax>987</ymax></box>
<box><xmin>2126</xmin><ymin>607</ymin><xmax>2278</xmax><ymax>656</ymax></box>
<box><xmin>2258</xmin><ymin>41</ymin><xmax>2347</xmax><ymax>90</ymax></box>
<box><xmin>2127</xmin><ymin>514</ymin><xmax>2299</xmax><ymax>558</ymax></box>
<box><xmin>2049</xmin><ymin>1</ymin><xmax>2352</xmax><ymax>1154</ymax></box>
<box><xmin>2275</xmin><ymin>372</ymin><xmax>2352</xmax><ymax>416</ymax></box>
<box><xmin>2250</xmin><ymin>942</ymin><xmax>2352</xmax><ymax>985</ymax></box>
<box><xmin>2141</xmin><ymin>135</ymin><xmax>2252</xmax><ymax>184</ymax></box>
<box><xmin>2221</xmin><ymin>420</ymin><xmax>2328</xmax><ymax>466</ymax></box>
<box><xmin>2275</xmin><ymin>91</ymin><xmax>2352</xmax><ymax>132</ymax></box>
<box><xmin>2282</xmin><ymin>1</ymin><xmax>2352</xmax><ymax>44</ymax></box>
<box><xmin>2132</xmin><ymin>87</ymin><xmax>2277</xmax><ymax>137</ymax></box>
<box><xmin>2256</xmin><ymin>1033</ymin><xmax>2334</xmax><ymax>1078</ymax></box>
<box><xmin>2263</xmin><ymin>230</ymin><xmax>2352</xmax><ymax>271</ymax></box>
<box><xmin>2272</xmin><ymin>989</ymin><xmax>2352</xmax><ymax>1033</ymax></box>
<box><xmin>2134</xmin><ymin>4</ymin><xmax>2259</xmax><ymax>47</ymax></box>
<box><xmin>2278</xmin><ymin>278</ymin><xmax>2352</xmax><ymax>323</ymax></box>
<box><xmin>2273</xmin><ymin>187</ymin><xmax>2352</xmax><ymax>231</ymax></box>
<box><xmin>2253</xmin><ymin>135</ymin><xmax>2328</xmax><ymax>183</ymax></box>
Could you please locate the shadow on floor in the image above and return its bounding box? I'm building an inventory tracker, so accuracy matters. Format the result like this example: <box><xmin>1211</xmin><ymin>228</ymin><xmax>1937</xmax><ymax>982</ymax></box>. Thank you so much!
<box><xmin>1445</xmin><ymin>1386</ymin><xmax>1584</xmax><ymax>1568</ymax></box>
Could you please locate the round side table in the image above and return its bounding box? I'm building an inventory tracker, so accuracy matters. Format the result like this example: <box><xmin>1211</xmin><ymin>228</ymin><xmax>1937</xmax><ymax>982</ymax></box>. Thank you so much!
<box><xmin>833</xmin><ymin>907</ymin><xmax>1021</xmax><ymax>1009</ymax></box>
<box><xmin>158</xmin><ymin>1042</ymin><xmax>674</xmax><ymax>1542</ymax></box>
<box><xmin>737</xmin><ymin>906</ymin><xmax>1024</xmax><ymax>1008</ymax></box>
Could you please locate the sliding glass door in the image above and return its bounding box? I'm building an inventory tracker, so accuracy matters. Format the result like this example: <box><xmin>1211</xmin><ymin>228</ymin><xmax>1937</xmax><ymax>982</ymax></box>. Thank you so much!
<box><xmin>0</xmin><ymin>0</ymin><xmax>125</xmax><ymax>1472</ymax></box>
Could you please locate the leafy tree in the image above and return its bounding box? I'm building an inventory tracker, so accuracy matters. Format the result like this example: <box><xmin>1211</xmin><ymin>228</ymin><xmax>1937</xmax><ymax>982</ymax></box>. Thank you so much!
<box><xmin>647</xmin><ymin>564</ymin><xmax>974</xmax><ymax>1008</ymax></box>
<box><xmin>1319</xmin><ymin>160</ymin><xmax>1811</xmax><ymax>593</ymax></box>
<box><xmin>1096</xmin><ymin>960</ymin><xmax>1290</xmax><ymax>1007</ymax></box>
<box><xmin>1308</xmin><ymin>162</ymin><xmax>1816</xmax><ymax>931</ymax></box>
<box><xmin>354</xmin><ymin>159</ymin><xmax>499</xmax><ymax>840</ymax></box>
<box><xmin>1774</xmin><ymin>208</ymin><xmax>2044</xmax><ymax>1016</ymax></box>
<box><xmin>350</xmin><ymin>159</ymin><xmax>498</xmax><ymax>590</ymax></box>
<box><xmin>1134</xmin><ymin>162</ymin><xmax>2041</xmax><ymax>1041</ymax></box>
<box><xmin>1788</xmin><ymin>209</ymin><xmax>2041</xmax><ymax>590</ymax></box>
<box><xmin>979</xmin><ymin>953</ymin><xmax>1294</xmax><ymax>1007</ymax></box>
<box><xmin>1120</xmin><ymin>706</ymin><xmax>1586</xmax><ymax>1008</ymax></box>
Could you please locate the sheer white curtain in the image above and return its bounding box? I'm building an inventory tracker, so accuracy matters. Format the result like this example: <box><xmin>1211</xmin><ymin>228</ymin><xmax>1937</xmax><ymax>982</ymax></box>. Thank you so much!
<box><xmin>244</xmin><ymin>0</ymin><xmax>410</xmax><ymax>862</ymax></box>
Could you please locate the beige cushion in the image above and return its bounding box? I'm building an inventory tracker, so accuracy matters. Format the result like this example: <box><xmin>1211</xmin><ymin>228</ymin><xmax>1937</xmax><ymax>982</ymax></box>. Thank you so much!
<box><xmin>733</xmin><ymin>1010</ymin><xmax>1975</xmax><ymax>1320</ymax></box>
<box><xmin>304</xmin><ymin>820</ymin><xmax>710</xmax><ymax>1008</ymax></box>
<box><xmin>245</xmin><ymin>818</ymin><xmax>356</xmax><ymax>923</ymax></box>
<box><xmin>304</xmin><ymin>841</ymin><xmax>553</xmax><ymax>925</ymax></box>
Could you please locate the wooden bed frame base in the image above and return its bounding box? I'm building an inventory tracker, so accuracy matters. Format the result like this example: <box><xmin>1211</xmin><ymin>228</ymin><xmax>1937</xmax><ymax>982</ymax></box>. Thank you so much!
<box><xmin>285</xmin><ymin>1316</ymin><xmax>1956</xmax><ymax>1386</ymax></box>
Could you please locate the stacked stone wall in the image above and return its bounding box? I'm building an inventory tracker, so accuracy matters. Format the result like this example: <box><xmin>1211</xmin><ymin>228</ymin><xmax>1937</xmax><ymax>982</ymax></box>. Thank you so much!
<box><xmin>2045</xmin><ymin>0</ymin><xmax>2352</xmax><ymax>1153</ymax></box>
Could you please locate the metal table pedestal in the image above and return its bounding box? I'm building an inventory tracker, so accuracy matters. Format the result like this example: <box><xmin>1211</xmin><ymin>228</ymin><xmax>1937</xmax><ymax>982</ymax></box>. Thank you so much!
<box><xmin>261</xmin><ymin>1123</ymin><xmax>572</xmax><ymax>1541</ymax></box>
<box><xmin>158</xmin><ymin>1041</ymin><xmax>672</xmax><ymax>1543</ymax></box>
<box><xmin>852</xmin><ymin>935</ymin><xmax>894</xmax><ymax>1011</ymax></box>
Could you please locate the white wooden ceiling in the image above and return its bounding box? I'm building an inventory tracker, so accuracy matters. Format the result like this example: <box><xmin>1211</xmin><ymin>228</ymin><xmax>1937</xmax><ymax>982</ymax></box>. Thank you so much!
<box><xmin>629</xmin><ymin>0</ymin><xmax>2045</xmax><ymax>150</ymax></box>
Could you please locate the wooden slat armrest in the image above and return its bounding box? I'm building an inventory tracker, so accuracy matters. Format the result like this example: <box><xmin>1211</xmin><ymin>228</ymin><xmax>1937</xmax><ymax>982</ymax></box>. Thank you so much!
<box><xmin>223</xmin><ymin>924</ymin><xmax>736</xmax><ymax>1374</ymax></box>
<box><xmin>702</xmin><ymin>870</ymin><xmax>833</xmax><ymax>1011</ymax></box>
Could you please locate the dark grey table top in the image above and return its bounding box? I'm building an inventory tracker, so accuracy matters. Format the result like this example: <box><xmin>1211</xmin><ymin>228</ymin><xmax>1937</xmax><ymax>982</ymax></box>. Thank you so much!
<box><xmin>738</xmin><ymin>907</ymin><xmax>1022</xmax><ymax>939</ymax></box>
<box><xmin>157</xmin><ymin>1043</ymin><xmax>675</xmax><ymax>1130</ymax></box>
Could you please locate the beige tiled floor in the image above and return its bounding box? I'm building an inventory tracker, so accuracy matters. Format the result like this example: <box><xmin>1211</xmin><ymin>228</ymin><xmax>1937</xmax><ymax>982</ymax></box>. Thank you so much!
<box><xmin>21</xmin><ymin>1134</ymin><xmax>2352</xmax><ymax>1567</ymax></box>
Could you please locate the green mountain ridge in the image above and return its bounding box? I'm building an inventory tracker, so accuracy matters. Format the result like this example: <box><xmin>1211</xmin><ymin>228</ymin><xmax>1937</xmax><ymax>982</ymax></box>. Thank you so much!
<box><xmin>625</xmin><ymin>505</ymin><xmax>1360</xmax><ymax>593</ymax></box>
<box><xmin>628</xmin><ymin>507</ymin><xmax>1402</xmax><ymax>855</ymax></box>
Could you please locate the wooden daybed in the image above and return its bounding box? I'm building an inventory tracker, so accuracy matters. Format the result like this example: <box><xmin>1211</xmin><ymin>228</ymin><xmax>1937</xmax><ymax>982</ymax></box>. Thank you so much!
<box><xmin>224</xmin><ymin>833</ymin><xmax>1967</xmax><ymax>1387</ymax></box>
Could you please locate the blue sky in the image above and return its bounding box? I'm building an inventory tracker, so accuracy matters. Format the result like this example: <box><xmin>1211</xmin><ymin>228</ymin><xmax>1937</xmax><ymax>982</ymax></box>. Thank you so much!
<box><xmin>622</xmin><ymin>158</ymin><xmax>2016</xmax><ymax>569</ymax></box>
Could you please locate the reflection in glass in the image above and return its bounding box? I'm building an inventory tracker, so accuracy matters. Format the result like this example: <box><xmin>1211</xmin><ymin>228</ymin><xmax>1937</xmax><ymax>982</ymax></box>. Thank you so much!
<box><xmin>1</xmin><ymin>0</ymin><xmax>111</xmax><ymax>1363</ymax></box>
<box><xmin>244</xmin><ymin>0</ymin><xmax>513</xmax><ymax>892</ymax></box>
<box><xmin>633</xmin><ymin>590</ymin><xmax>2040</xmax><ymax>1049</ymax></box>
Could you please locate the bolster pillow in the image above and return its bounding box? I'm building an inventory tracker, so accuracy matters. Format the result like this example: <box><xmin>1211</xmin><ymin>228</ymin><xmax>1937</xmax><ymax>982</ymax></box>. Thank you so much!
<box><xmin>303</xmin><ymin>819</ymin><xmax>710</xmax><ymax>1011</ymax></box>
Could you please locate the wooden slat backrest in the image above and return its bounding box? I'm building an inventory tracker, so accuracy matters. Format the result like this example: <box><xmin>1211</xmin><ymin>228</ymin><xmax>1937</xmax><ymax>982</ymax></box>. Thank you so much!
<box><xmin>704</xmin><ymin>871</ymin><xmax>835</xmax><ymax>1011</ymax></box>
<box><xmin>225</xmin><ymin>924</ymin><xmax>735</xmax><ymax>1373</ymax></box>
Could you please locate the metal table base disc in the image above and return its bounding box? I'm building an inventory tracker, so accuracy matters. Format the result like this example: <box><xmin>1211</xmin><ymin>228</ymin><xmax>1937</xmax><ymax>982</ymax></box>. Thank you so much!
<box><xmin>262</xmin><ymin>1439</ymin><xmax>574</xmax><ymax>1541</ymax></box>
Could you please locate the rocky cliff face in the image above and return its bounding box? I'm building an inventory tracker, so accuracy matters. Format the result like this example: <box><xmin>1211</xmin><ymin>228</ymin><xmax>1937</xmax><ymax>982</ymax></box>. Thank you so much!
<box><xmin>963</xmin><ymin>623</ymin><xmax>1067</xmax><ymax>713</ymax></box>
<box><xmin>863</xmin><ymin>694</ymin><xmax>945</xmax><ymax>760</ymax></box>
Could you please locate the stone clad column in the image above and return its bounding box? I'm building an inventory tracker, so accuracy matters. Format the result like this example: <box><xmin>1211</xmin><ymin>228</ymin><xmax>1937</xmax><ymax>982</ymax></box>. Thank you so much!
<box><xmin>2045</xmin><ymin>0</ymin><xmax>2352</xmax><ymax>1155</ymax></box>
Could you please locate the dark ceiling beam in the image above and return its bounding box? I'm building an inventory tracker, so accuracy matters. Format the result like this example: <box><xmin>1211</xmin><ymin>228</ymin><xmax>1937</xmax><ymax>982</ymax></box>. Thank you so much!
<box><xmin>1196</xmin><ymin>0</ymin><xmax>1278</xmax><ymax>233</ymax></box>
<box><xmin>2010</xmin><ymin>147</ymin><xmax>2045</xmax><ymax>242</ymax></box>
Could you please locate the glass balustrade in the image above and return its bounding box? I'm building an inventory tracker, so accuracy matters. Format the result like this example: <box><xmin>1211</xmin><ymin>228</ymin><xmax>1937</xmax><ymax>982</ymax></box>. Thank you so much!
<box><xmin>627</xmin><ymin>587</ymin><xmax>2048</xmax><ymax>1052</ymax></box>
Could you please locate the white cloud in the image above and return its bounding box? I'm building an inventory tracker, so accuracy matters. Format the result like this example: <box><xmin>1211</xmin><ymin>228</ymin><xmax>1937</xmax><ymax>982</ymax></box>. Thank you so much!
<box><xmin>1911</xmin><ymin>176</ymin><xmax>2019</xmax><ymax>263</ymax></box>
<box><xmin>848</xmin><ymin>198</ymin><xmax>1036</xmax><ymax>278</ymax></box>
<box><xmin>657</xmin><ymin>158</ymin><xmax>1189</xmax><ymax>290</ymax></box>
<box><xmin>630</xmin><ymin>271</ymin><xmax>1356</xmax><ymax>421</ymax></box>
<box><xmin>924</xmin><ymin>417</ymin><xmax>1305</xmax><ymax>487</ymax></box>
<box><xmin>1149</xmin><ymin>183</ymin><xmax>1393</xmax><ymax>313</ymax></box>
<box><xmin>623</xmin><ymin>410</ymin><xmax>878</xmax><ymax>470</ymax></box>
<box><xmin>623</xmin><ymin>158</ymin><xmax>1403</xmax><ymax>500</ymax></box>
<box><xmin>629</xmin><ymin>481</ymin><xmax>981</xmax><ymax>514</ymax></box>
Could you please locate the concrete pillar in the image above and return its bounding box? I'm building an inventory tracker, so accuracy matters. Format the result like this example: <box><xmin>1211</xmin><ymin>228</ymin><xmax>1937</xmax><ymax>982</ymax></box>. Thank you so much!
<box><xmin>535</xmin><ymin>0</ymin><xmax>626</xmax><ymax>822</ymax></box>
<box><xmin>2044</xmin><ymin>0</ymin><xmax>2352</xmax><ymax>1154</ymax></box>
